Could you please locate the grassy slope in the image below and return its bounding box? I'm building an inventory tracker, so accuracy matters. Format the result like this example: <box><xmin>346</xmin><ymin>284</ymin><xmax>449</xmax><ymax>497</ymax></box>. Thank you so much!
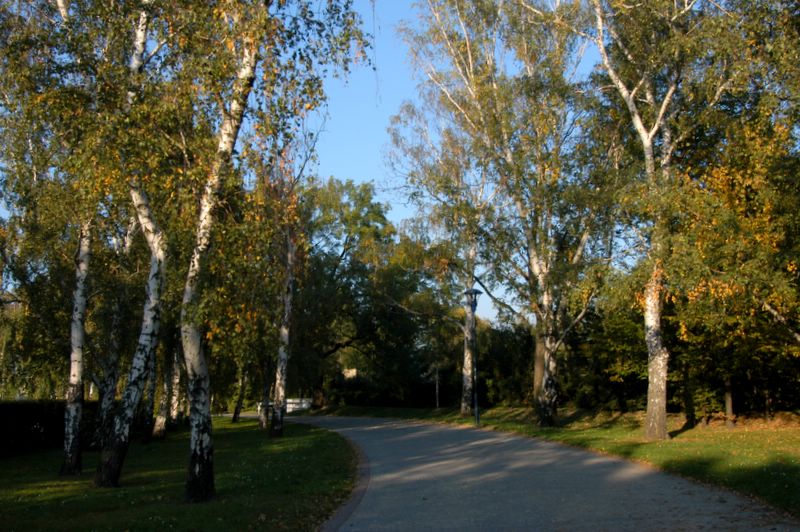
<box><xmin>318</xmin><ymin>406</ymin><xmax>800</xmax><ymax>518</ymax></box>
<box><xmin>0</xmin><ymin>418</ymin><xmax>355</xmax><ymax>531</ymax></box>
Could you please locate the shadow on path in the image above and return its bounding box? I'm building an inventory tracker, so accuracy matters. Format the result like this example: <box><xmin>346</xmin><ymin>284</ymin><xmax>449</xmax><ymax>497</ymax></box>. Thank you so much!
<box><xmin>294</xmin><ymin>416</ymin><xmax>800</xmax><ymax>532</ymax></box>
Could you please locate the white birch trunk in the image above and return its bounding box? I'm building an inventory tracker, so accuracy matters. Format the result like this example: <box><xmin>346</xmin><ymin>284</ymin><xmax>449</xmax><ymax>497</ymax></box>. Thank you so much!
<box><xmin>96</xmin><ymin>163</ymin><xmax>167</xmax><ymax>485</ymax></box>
<box><xmin>462</xmin><ymin>297</ymin><xmax>477</xmax><ymax>417</ymax></box>
<box><xmin>460</xmin><ymin>243</ymin><xmax>478</xmax><ymax>416</ymax></box>
<box><xmin>271</xmin><ymin>231</ymin><xmax>296</xmax><ymax>437</ymax></box>
<box><xmin>592</xmin><ymin>0</ymin><xmax>674</xmax><ymax>440</ymax></box>
<box><xmin>643</xmin><ymin>267</ymin><xmax>670</xmax><ymax>440</ymax></box>
<box><xmin>259</xmin><ymin>360</ymin><xmax>273</xmax><ymax>429</ymax></box>
<box><xmin>95</xmin><ymin>1</ymin><xmax>171</xmax><ymax>485</ymax></box>
<box><xmin>535</xmin><ymin>278</ymin><xmax>561</xmax><ymax>426</ymax></box>
<box><xmin>55</xmin><ymin>0</ymin><xmax>69</xmax><ymax>21</ymax></box>
<box><xmin>152</xmin><ymin>353</ymin><xmax>170</xmax><ymax>438</ymax></box>
<box><xmin>92</xmin><ymin>219</ymin><xmax>135</xmax><ymax>448</ymax></box>
<box><xmin>461</xmin><ymin>299</ymin><xmax>476</xmax><ymax>416</ymax></box>
<box><xmin>537</xmin><ymin>327</ymin><xmax>559</xmax><ymax>426</ymax></box>
<box><xmin>93</xmin><ymin>296</ymin><xmax>122</xmax><ymax>448</ymax></box>
<box><xmin>169</xmin><ymin>349</ymin><xmax>183</xmax><ymax>424</ymax></box>
<box><xmin>96</xmin><ymin>248</ymin><xmax>164</xmax><ymax>486</ymax></box>
<box><xmin>142</xmin><ymin>344</ymin><xmax>158</xmax><ymax>439</ymax></box>
<box><xmin>61</xmin><ymin>219</ymin><xmax>91</xmax><ymax>475</ymax></box>
<box><xmin>181</xmin><ymin>43</ymin><xmax>257</xmax><ymax>500</ymax></box>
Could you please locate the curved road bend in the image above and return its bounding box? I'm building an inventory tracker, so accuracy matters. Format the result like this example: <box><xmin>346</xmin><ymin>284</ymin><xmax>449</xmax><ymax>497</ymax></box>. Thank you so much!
<box><xmin>291</xmin><ymin>416</ymin><xmax>799</xmax><ymax>531</ymax></box>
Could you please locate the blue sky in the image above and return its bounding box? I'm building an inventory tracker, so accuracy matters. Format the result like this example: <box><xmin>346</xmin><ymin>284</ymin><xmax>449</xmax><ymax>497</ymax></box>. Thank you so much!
<box><xmin>314</xmin><ymin>0</ymin><xmax>498</xmax><ymax>320</ymax></box>
<box><xmin>315</xmin><ymin>0</ymin><xmax>419</xmax><ymax>223</ymax></box>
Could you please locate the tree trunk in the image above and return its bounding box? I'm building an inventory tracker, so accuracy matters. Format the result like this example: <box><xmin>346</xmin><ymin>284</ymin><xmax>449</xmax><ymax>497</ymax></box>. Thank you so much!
<box><xmin>181</xmin><ymin>43</ymin><xmax>257</xmax><ymax>500</ymax></box>
<box><xmin>96</xmin><ymin>251</ymin><xmax>164</xmax><ymax>487</ymax></box>
<box><xmin>94</xmin><ymin>1</ymin><xmax>167</xmax><ymax>487</ymax></box>
<box><xmin>140</xmin><ymin>346</ymin><xmax>158</xmax><ymax>442</ymax></box>
<box><xmin>764</xmin><ymin>388</ymin><xmax>772</xmax><ymax>421</ymax></box>
<box><xmin>643</xmin><ymin>265</ymin><xmax>670</xmax><ymax>440</ymax></box>
<box><xmin>593</xmin><ymin>3</ymin><xmax>676</xmax><ymax>442</ymax></box>
<box><xmin>231</xmin><ymin>365</ymin><xmax>247</xmax><ymax>423</ymax></box>
<box><xmin>259</xmin><ymin>360</ymin><xmax>273</xmax><ymax>429</ymax></box>
<box><xmin>532</xmin><ymin>331</ymin><xmax>544</xmax><ymax>408</ymax></box>
<box><xmin>534</xmin><ymin>327</ymin><xmax>559</xmax><ymax>427</ymax></box>
<box><xmin>183</xmin><ymin>353</ymin><xmax>214</xmax><ymax>501</ymax></box>
<box><xmin>61</xmin><ymin>219</ymin><xmax>91</xmax><ymax>476</ymax></box>
<box><xmin>435</xmin><ymin>366</ymin><xmax>440</xmax><ymax>409</ymax></box>
<box><xmin>271</xmin><ymin>231</ymin><xmax>296</xmax><ymax>438</ymax></box>
<box><xmin>461</xmin><ymin>291</ymin><xmax>477</xmax><ymax>417</ymax></box>
<box><xmin>681</xmin><ymin>359</ymin><xmax>696</xmax><ymax>429</ymax></box>
<box><xmin>93</xmin><ymin>296</ymin><xmax>122</xmax><ymax>449</ymax></box>
<box><xmin>93</xmin><ymin>215</ymin><xmax>136</xmax><ymax>448</ymax></box>
<box><xmin>724</xmin><ymin>377</ymin><xmax>735</xmax><ymax>429</ymax></box>
<box><xmin>152</xmin><ymin>351</ymin><xmax>171</xmax><ymax>439</ymax></box>
<box><xmin>169</xmin><ymin>348</ymin><xmax>183</xmax><ymax>425</ymax></box>
<box><xmin>460</xmin><ymin>245</ymin><xmax>478</xmax><ymax>417</ymax></box>
<box><xmin>93</xmin><ymin>371</ymin><xmax>117</xmax><ymax>449</ymax></box>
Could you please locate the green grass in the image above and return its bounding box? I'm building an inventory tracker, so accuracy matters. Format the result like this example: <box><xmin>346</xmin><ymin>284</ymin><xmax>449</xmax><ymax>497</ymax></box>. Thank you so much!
<box><xmin>316</xmin><ymin>405</ymin><xmax>800</xmax><ymax>518</ymax></box>
<box><xmin>0</xmin><ymin>418</ymin><xmax>356</xmax><ymax>531</ymax></box>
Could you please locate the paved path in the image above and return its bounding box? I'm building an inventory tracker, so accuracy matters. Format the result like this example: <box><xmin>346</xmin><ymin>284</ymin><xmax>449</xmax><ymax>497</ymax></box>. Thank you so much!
<box><xmin>292</xmin><ymin>416</ymin><xmax>799</xmax><ymax>531</ymax></box>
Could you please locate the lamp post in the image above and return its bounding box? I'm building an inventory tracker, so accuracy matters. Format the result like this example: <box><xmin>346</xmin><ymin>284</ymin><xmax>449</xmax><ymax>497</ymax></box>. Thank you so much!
<box><xmin>464</xmin><ymin>288</ymin><xmax>482</xmax><ymax>427</ymax></box>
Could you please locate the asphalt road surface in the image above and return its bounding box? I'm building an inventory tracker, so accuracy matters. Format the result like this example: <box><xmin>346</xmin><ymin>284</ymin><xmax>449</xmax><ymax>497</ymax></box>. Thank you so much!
<box><xmin>291</xmin><ymin>416</ymin><xmax>799</xmax><ymax>531</ymax></box>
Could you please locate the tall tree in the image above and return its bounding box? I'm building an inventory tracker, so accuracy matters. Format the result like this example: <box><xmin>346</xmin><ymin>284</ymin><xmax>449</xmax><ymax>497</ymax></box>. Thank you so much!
<box><xmin>581</xmin><ymin>0</ymin><xmax>741</xmax><ymax>439</ymax></box>
<box><xmin>0</xmin><ymin>0</ymin><xmax>113</xmax><ymax>473</ymax></box>
<box><xmin>175</xmin><ymin>1</ymin><xmax>363</xmax><ymax>500</ymax></box>
<box><xmin>95</xmin><ymin>0</ymin><xmax>172</xmax><ymax>487</ymax></box>
<box><xmin>268</xmin><ymin>147</ymin><xmax>306</xmax><ymax>437</ymax></box>
<box><xmin>404</xmin><ymin>0</ymin><xmax>609</xmax><ymax>424</ymax></box>
<box><xmin>62</xmin><ymin>219</ymin><xmax>91</xmax><ymax>474</ymax></box>
<box><xmin>389</xmin><ymin>100</ymin><xmax>495</xmax><ymax>416</ymax></box>
<box><xmin>488</xmin><ymin>2</ymin><xmax>609</xmax><ymax>425</ymax></box>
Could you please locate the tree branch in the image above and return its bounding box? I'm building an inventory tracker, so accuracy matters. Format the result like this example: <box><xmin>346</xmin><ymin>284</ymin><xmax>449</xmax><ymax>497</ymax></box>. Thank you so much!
<box><xmin>762</xmin><ymin>301</ymin><xmax>800</xmax><ymax>346</ymax></box>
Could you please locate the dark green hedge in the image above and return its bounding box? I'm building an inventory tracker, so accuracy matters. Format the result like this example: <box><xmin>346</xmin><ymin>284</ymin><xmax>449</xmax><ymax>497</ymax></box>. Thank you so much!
<box><xmin>0</xmin><ymin>400</ymin><xmax>99</xmax><ymax>455</ymax></box>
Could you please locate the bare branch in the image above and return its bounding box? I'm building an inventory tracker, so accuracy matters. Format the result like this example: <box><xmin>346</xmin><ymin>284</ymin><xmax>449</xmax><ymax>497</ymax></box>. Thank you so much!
<box><xmin>762</xmin><ymin>301</ymin><xmax>800</xmax><ymax>346</ymax></box>
<box><xmin>54</xmin><ymin>0</ymin><xmax>69</xmax><ymax>21</ymax></box>
<box><xmin>551</xmin><ymin>289</ymin><xmax>595</xmax><ymax>354</ymax></box>
<box><xmin>474</xmin><ymin>275</ymin><xmax>519</xmax><ymax>318</ymax></box>
<box><xmin>648</xmin><ymin>78</ymin><xmax>678</xmax><ymax>141</ymax></box>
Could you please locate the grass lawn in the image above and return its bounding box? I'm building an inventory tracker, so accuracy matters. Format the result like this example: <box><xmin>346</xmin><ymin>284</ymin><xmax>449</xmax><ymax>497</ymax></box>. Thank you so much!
<box><xmin>317</xmin><ymin>405</ymin><xmax>800</xmax><ymax>518</ymax></box>
<box><xmin>0</xmin><ymin>418</ymin><xmax>356</xmax><ymax>531</ymax></box>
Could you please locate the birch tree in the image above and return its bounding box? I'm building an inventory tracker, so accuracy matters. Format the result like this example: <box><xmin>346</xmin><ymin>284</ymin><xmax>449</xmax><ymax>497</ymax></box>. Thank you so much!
<box><xmin>581</xmin><ymin>0</ymin><xmax>742</xmax><ymax>439</ymax></box>
<box><xmin>174</xmin><ymin>1</ymin><xmax>363</xmax><ymax>500</ymax></box>
<box><xmin>62</xmin><ymin>219</ymin><xmax>90</xmax><ymax>474</ymax></box>
<box><xmin>0</xmin><ymin>0</ymin><xmax>110</xmax><ymax>473</ymax></box>
<box><xmin>389</xmin><ymin>101</ymin><xmax>494</xmax><ymax>416</ymax></box>
<box><xmin>178</xmin><ymin>12</ymin><xmax>257</xmax><ymax>501</ymax></box>
<box><xmin>95</xmin><ymin>0</ymin><xmax>174</xmax><ymax>486</ymax></box>
<box><xmin>488</xmin><ymin>2</ymin><xmax>612</xmax><ymax>425</ymax></box>
<box><xmin>405</xmin><ymin>0</ymin><xmax>608</xmax><ymax>424</ymax></box>
<box><xmin>268</xmin><ymin>152</ymin><xmax>304</xmax><ymax>437</ymax></box>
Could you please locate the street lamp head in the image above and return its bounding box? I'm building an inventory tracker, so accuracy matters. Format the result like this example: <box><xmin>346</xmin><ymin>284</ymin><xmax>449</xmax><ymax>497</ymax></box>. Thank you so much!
<box><xmin>463</xmin><ymin>288</ymin><xmax>482</xmax><ymax>313</ymax></box>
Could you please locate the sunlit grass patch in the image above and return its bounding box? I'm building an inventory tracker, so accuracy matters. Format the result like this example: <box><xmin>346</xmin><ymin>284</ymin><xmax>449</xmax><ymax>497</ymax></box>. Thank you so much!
<box><xmin>0</xmin><ymin>418</ymin><xmax>355</xmax><ymax>531</ymax></box>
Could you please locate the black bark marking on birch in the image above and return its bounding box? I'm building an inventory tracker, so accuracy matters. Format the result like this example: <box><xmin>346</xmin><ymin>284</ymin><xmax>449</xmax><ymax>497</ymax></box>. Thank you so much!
<box><xmin>60</xmin><ymin>386</ymin><xmax>83</xmax><ymax>475</ymax></box>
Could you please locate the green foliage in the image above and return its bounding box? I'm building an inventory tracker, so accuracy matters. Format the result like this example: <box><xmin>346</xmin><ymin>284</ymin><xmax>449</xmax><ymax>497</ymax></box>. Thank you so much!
<box><xmin>480</xmin><ymin>323</ymin><xmax>534</xmax><ymax>406</ymax></box>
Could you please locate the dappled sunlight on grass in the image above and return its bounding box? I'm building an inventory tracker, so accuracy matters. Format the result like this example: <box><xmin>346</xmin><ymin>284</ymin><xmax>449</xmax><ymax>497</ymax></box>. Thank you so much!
<box><xmin>0</xmin><ymin>419</ymin><xmax>356</xmax><ymax>531</ymax></box>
